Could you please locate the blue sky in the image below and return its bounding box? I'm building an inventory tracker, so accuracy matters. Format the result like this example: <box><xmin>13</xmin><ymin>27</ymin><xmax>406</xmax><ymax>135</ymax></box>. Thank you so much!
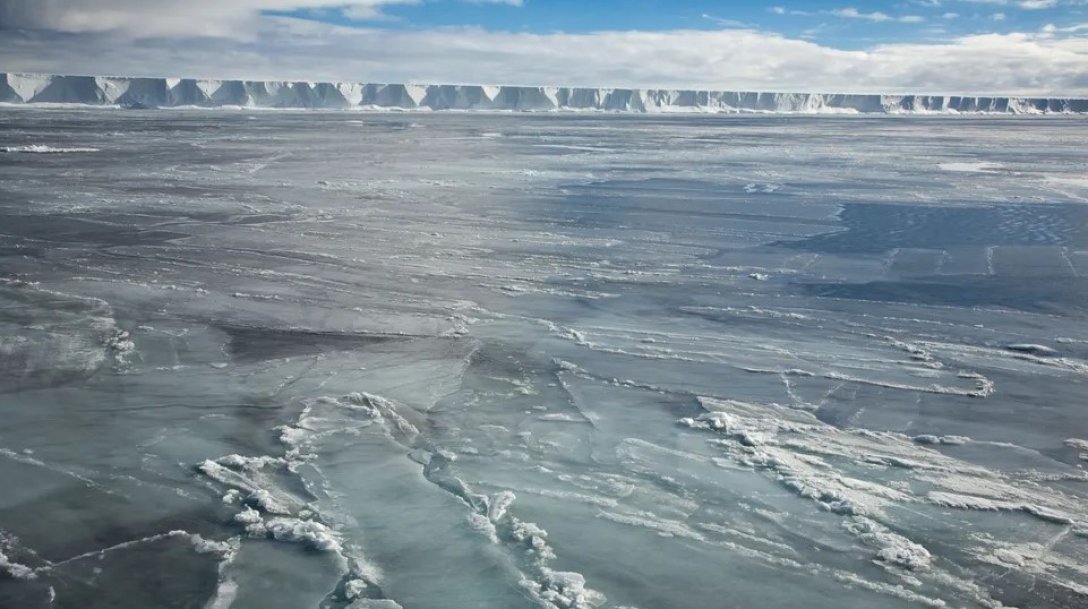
<box><xmin>1</xmin><ymin>0</ymin><xmax>1087</xmax><ymax>94</ymax></box>
<box><xmin>274</xmin><ymin>0</ymin><xmax>1083</xmax><ymax>47</ymax></box>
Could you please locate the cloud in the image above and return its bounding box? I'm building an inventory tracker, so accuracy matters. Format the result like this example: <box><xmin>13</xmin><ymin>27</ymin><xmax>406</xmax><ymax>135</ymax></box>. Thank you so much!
<box><xmin>0</xmin><ymin>0</ymin><xmax>517</xmax><ymax>37</ymax></box>
<box><xmin>701</xmin><ymin>13</ymin><xmax>754</xmax><ymax>28</ymax></box>
<box><xmin>830</xmin><ymin>8</ymin><xmax>925</xmax><ymax>23</ymax></box>
<box><xmin>774</xmin><ymin>6</ymin><xmax>926</xmax><ymax>23</ymax></box>
<box><xmin>1043</xmin><ymin>22</ymin><xmax>1088</xmax><ymax>33</ymax></box>
<box><xmin>341</xmin><ymin>1</ymin><xmax>420</xmax><ymax>21</ymax></box>
<box><xmin>955</xmin><ymin>0</ymin><xmax>1058</xmax><ymax>6</ymax></box>
<box><xmin>2</xmin><ymin>16</ymin><xmax>1086</xmax><ymax>95</ymax></box>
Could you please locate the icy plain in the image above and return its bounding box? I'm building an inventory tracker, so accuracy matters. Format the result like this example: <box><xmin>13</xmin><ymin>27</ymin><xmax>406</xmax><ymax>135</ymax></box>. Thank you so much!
<box><xmin>1</xmin><ymin>109</ymin><xmax>1087</xmax><ymax>609</ymax></box>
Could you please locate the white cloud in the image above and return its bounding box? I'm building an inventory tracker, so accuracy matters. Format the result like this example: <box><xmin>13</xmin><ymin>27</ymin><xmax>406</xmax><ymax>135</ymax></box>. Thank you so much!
<box><xmin>702</xmin><ymin>13</ymin><xmax>753</xmax><ymax>28</ymax></box>
<box><xmin>829</xmin><ymin>7</ymin><xmax>925</xmax><ymax>23</ymax></box>
<box><xmin>958</xmin><ymin>0</ymin><xmax>1063</xmax><ymax>8</ymax></box>
<box><xmin>0</xmin><ymin>0</ymin><xmax>515</xmax><ymax>37</ymax></box>
<box><xmin>1044</xmin><ymin>22</ymin><xmax>1088</xmax><ymax>33</ymax></box>
<box><xmin>769</xmin><ymin>6</ymin><xmax>815</xmax><ymax>16</ymax></box>
<box><xmin>993</xmin><ymin>11</ymin><xmax>1008</xmax><ymax>19</ymax></box>
<box><xmin>831</xmin><ymin>8</ymin><xmax>894</xmax><ymax>21</ymax></box>
<box><xmin>342</xmin><ymin>0</ymin><xmax>419</xmax><ymax>21</ymax></box>
<box><xmin>2</xmin><ymin>17</ymin><xmax>1086</xmax><ymax>96</ymax></box>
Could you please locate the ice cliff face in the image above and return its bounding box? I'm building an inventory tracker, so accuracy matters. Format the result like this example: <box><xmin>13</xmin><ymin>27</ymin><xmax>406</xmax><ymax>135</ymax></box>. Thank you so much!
<box><xmin>2</xmin><ymin>73</ymin><xmax>1086</xmax><ymax>114</ymax></box>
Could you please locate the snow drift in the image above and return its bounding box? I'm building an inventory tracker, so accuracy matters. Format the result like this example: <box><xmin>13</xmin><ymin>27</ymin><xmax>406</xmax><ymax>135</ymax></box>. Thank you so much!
<box><xmin>2</xmin><ymin>72</ymin><xmax>1086</xmax><ymax>114</ymax></box>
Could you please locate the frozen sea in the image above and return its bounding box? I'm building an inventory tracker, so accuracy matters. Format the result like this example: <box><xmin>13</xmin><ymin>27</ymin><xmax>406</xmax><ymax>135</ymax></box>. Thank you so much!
<box><xmin>1</xmin><ymin>109</ymin><xmax>1087</xmax><ymax>609</ymax></box>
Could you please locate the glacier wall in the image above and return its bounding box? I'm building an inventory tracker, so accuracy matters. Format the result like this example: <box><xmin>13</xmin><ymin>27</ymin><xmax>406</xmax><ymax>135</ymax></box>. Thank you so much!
<box><xmin>2</xmin><ymin>73</ymin><xmax>1086</xmax><ymax>114</ymax></box>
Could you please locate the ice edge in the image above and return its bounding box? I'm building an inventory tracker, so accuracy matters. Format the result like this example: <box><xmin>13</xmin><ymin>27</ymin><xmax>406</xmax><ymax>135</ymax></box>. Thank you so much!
<box><xmin>2</xmin><ymin>72</ymin><xmax>1086</xmax><ymax>114</ymax></box>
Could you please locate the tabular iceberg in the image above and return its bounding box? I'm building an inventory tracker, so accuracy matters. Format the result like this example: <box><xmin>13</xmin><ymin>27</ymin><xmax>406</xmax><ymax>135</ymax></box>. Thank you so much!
<box><xmin>2</xmin><ymin>72</ymin><xmax>1087</xmax><ymax>114</ymax></box>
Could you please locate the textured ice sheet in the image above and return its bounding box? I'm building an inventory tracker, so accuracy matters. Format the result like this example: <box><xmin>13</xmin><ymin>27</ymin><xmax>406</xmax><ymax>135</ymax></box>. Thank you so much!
<box><xmin>1</xmin><ymin>110</ymin><xmax>1087</xmax><ymax>609</ymax></box>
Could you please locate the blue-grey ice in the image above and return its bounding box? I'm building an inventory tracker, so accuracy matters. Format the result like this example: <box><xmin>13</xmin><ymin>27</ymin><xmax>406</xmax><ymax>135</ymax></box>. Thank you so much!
<box><xmin>1</xmin><ymin>108</ymin><xmax>1087</xmax><ymax>609</ymax></box>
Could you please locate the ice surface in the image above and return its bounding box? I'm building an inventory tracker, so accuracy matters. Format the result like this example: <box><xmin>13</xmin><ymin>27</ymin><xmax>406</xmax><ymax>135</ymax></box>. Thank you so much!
<box><xmin>1</xmin><ymin>109</ymin><xmax>1087</xmax><ymax>609</ymax></box>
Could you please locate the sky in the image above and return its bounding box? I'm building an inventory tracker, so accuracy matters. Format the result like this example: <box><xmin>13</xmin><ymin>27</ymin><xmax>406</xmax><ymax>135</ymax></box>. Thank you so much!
<box><xmin>1</xmin><ymin>1</ymin><xmax>1087</xmax><ymax>95</ymax></box>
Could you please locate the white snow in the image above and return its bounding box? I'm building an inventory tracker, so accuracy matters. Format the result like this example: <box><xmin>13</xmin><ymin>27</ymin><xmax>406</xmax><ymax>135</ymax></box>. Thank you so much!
<box><xmin>937</xmin><ymin>162</ymin><xmax>1002</xmax><ymax>173</ymax></box>
<box><xmin>0</xmin><ymin>549</ymin><xmax>35</xmax><ymax>580</ymax></box>
<box><xmin>2</xmin><ymin>145</ymin><xmax>100</xmax><ymax>153</ymax></box>
<box><xmin>1004</xmin><ymin>343</ymin><xmax>1059</xmax><ymax>356</ymax></box>
<box><xmin>845</xmin><ymin>517</ymin><xmax>932</xmax><ymax>571</ymax></box>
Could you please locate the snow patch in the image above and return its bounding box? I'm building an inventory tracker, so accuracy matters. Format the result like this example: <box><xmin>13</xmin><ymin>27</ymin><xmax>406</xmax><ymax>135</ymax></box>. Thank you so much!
<box><xmin>0</xmin><ymin>549</ymin><xmax>35</xmax><ymax>580</ymax></box>
<box><xmin>938</xmin><ymin>162</ymin><xmax>1001</xmax><ymax>173</ymax></box>
<box><xmin>2</xmin><ymin>145</ymin><xmax>99</xmax><ymax>154</ymax></box>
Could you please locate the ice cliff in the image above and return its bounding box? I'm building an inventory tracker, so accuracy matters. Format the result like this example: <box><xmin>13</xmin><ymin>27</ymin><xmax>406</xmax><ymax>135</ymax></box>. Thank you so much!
<box><xmin>2</xmin><ymin>73</ymin><xmax>1086</xmax><ymax>114</ymax></box>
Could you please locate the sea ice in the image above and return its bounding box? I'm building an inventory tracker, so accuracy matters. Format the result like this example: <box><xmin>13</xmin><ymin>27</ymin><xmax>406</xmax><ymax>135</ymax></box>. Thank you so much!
<box><xmin>1</xmin><ymin>109</ymin><xmax>1086</xmax><ymax>609</ymax></box>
